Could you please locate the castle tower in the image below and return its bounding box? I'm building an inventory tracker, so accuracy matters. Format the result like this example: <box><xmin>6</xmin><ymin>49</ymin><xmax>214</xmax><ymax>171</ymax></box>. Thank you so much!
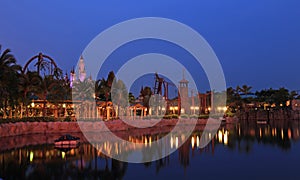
<box><xmin>179</xmin><ymin>70</ymin><xmax>189</xmax><ymax>114</ymax></box>
<box><xmin>78</xmin><ymin>55</ymin><xmax>86</xmax><ymax>82</ymax></box>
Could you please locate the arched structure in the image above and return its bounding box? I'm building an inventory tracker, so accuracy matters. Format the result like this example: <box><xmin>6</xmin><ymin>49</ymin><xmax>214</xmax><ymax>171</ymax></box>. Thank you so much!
<box><xmin>22</xmin><ymin>52</ymin><xmax>58</xmax><ymax>76</ymax></box>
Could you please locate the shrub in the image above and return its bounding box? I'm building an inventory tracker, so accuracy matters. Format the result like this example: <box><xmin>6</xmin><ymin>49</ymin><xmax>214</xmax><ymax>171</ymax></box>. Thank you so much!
<box><xmin>180</xmin><ymin>114</ymin><xmax>189</xmax><ymax>119</ymax></box>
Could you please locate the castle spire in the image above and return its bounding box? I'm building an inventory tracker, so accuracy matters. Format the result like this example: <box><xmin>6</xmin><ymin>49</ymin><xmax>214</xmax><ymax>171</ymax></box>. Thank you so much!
<box><xmin>78</xmin><ymin>55</ymin><xmax>86</xmax><ymax>82</ymax></box>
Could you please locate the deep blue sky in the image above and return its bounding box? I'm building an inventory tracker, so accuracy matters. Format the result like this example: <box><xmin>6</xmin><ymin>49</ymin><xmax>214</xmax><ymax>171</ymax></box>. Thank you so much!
<box><xmin>1</xmin><ymin>0</ymin><xmax>300</xmax><ymax>94</ymax></box>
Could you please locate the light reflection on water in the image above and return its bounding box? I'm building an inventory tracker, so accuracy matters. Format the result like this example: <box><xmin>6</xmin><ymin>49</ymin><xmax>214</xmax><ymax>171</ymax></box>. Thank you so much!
<box><xmin>1</xmin><ymin>120</ymin><xmax>300</xmax><ymax>179</ymax></box>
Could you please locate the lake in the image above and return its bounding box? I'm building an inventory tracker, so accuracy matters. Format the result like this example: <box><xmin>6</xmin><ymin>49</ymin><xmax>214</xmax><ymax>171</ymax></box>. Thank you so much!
<box><xmin>1</xmin><ymin>119</ymin><xmax>300</xmax><ymax>179</ymax></box>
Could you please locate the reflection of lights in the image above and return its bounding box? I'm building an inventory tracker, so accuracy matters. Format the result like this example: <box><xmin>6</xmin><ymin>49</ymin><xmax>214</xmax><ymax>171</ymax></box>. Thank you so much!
<box><xmin>281</xmin><ymin>129</ymin><xmax>284</xmax><ymax>140</ymax></box>
<box><xmin>208</xmin><ymin>107</ymin><xmax>211</xmax><ymax>111</ymax></box>
<box><xmin>208</xmin><ymin>133</ymin><xmax>211</xmax><ymax>139</ymax></box>
<box><xmin>145</xmin><ymin>136</ymin><xmax>148</xmax><ymax>145</ymax></box>
<box><xmin>218</xmin><ymin>130</ymin><xmax>222</xmax><ymax>143</ymax></box>
<box><xmin>31</xmin><ymin>102</ymin><xmax>35</xmax><ymax>107</ymax></box>
<box><xmin>224</xmin><ymin>131</ymin><xmax>228</xmax><ymax>145</ymax></box>
<box><xmin>175</xmin><ymin>137</ymin><xmax>179</xmax><ymax>148</ymax></box>
<box><xmin>191</xmin><ymin>137</ymin><xmax>195</xmax><ymax>149</ymax></box>
<box><xmin>181</xmin><ymin>134</ymin><xmax>185</xmax><ymax>141</ymax></box>
<box><xmin>30</xmin><ymin>151</ymin><xmax>34</xmax><ymax>162</ymax></box>
<box><xmin>62</xmin><ymin>152</ymin><xmax>65</xmax><ymax>159</ymax></box>
<box><xmin>170</xmin><ymin>136</ymin><xmax>174</xmax><ymax>149</ymax></box>
<box><xmin>70</xmin><ymin>149</ymin><xmax>75</xmax><ymax>155</ymax></box>
<box><xmin>149</xmin><ymin>136</ymin><xmax>152</xmax><ymax>147</ymax></box>
<box><xmin>259</xmin><ymin>128</ymin><xmax>262</xmax><ymax>138</ymax></box>
<box><xmin>62</xmin><ymin>103</ymin><xmax>66</xmax><ymax>108</ymax></box>
<box><xmin>238</xmin><ymin>127</ymin><xmax>241</xmax><ymax>136</ymax></box>
<box><xmin>115</xmin><ymin>143</ymin><xmax>119</xmax><ymax>154</ymax></box>
<box><xmin>196</xmin><ymin>136</ymin><xmax>200</xmax><ymax>148</ymax></box>
<box><xmin>161</xmin><ymin>107</ymin><xmax>166</xmax><ymax>111</ymax></box>
<box><xmin>288</xmin><ymin>129</ymin><xmax>292</xmax><ymax>139</ymax></box>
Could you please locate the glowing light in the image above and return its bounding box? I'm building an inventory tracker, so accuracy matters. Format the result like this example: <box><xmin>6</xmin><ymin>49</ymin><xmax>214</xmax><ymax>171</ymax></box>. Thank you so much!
<box><xmin>145</xmin><ymin>137</ymin><xmax>148</xmax><ymax>145</ymax></box>
<box><xmin>31</xmin><ymin>102</ymin><xmax>35</xmax><ymax>107</ymax></box>
<box><xmin>196</xmin><ymin>136</ymin><xmax>200</xmax><ymax>148</ymax></box>
<box><xmin>191</xmin><ymin>137</ymin><xmax>195</xmax><ymax>149</ymax></box>
<box><xmin>170</xmin><ymin>136</ymin><xmax>174</xmax><ymax>149</ymax></box>
<box><xmin>29</xmin><ymin>151</ymin><xmax>34</xmax><ymax>162</ymax></box>
<box><xmin>175</xmin><ymin>137</ymin><xmax>179</xmax><ymax>148</ymax></box>
<box><xmin>259</xmin><ymin>128</ymin><xmax>262</xmax><ymax>138</ymax></box>
<box><xmin>218</xmin><ymin>130</ymin><xmax>223</xmax><ymax>143</ymax></box>
<box><xmin>281</xmin><ymin>129</ymin><xmax>284</xmax><ymax>140</ymax></box>
<box><xmin>224</xmin><ymin>131</ymin><xmax>228</xmax><ymax>145</ymax></box>
<box><xmin>62</xmin><ymin>103</ymin><xmax>66</xmax><ymax>108</ymax></box>
<box><xmin>62</xmin><ymin>152</ymin><xmax>65</xmax><ymax>159</ymax></box>
<box><xmin>181</xmin><ymin>108</ymin><xmax>185</xmax><ymax>114</ymax></box>
<box><xmin>288</xmin><ymin>129</ymin><xmax>292</xmax><ymax>139</ymax></box>
<box><xmin>70</xmin><ymin>149</ymin><xmax>75</xmax><ymax>155</ymax></box>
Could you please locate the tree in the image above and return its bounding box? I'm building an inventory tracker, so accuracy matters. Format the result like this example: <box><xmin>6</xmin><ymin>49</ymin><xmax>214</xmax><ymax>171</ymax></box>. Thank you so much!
<box><xmin>128</xmin><ymin>93</ymin><xmax>136</xmax><ymax>104</ymax></box>
<box><xmin>0</xmin><ymin>47</ymin><xmax>22</xmax><ymax>118</ymax></box>
<box><xmin>255</xmin><ymin>88</ymin><xmax>290</xmax><ymax>109</ymax></box>
<box><xmin>111</xmin><ymin>79</ymin><xmax>128</xmax><ymax>117</ymax></box>
<box><xmin>226</xmin><ymin>87</ymin><xmax>242</xmax><ymax>110</ymax></box>
<box><xmin>18</xmin><ymin>71</ymin><xmax>43</xmax><ymax>117</ymax></box>
<box><xmin>141</xmin><ymin>86</ymin><xmax>152</xmax><ymax>115</ymax></box>
<box><xmin>239</xmin><ymin>85</ymin><xmax>252</xmax><ymax>96</ymax></box>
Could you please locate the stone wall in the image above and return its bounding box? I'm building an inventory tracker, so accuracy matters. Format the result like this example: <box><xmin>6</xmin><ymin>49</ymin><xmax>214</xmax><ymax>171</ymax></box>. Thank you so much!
<box><xmin>0</xmin><ymin>119</ymin><xmax>223</xmax><ymax>152</ymax></box>
<box><xmin>0</xmin><ymin>119</ymin><xmax>217</xmax><ymax>138</ymax></box>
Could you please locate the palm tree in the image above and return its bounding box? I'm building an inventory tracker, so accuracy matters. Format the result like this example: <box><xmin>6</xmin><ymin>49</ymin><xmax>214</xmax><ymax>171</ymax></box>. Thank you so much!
<box><xmin>18</xmin><ymin>71</ymin><xmax>42</xmax><ymax>117</ymax></box>
<box><xmin>22</xmin><ymin>72</ymin><xmax>65</xmax><ymax>117</ymax></box>
<box><xmin>0</xmin><ymin>47</ymin><xmax>22</xmax><ymax>118</ymax></box>
<box><xmin>239</xmin><ymin>85</ymin><xmax>252</xmax><ymax>96</ymax></box>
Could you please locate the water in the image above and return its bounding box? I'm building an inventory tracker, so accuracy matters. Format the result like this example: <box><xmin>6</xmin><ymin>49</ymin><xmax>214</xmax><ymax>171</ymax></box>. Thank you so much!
<box><xmin>1</xmin><ymin>120</ymin><xmax>300</xmax><ymax>179</ymax></box>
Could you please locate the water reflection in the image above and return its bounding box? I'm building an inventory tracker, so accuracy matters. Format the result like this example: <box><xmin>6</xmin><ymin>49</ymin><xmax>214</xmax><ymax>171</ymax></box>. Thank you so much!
<box><xmin>1</xmin><ymin>120</ymin><xmax>300</xmax><ymax>179</ymax></box>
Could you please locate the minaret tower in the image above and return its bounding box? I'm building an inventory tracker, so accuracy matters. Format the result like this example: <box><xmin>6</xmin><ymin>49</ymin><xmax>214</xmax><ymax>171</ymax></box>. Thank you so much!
<box><xmin>179</xmin><ymin>70</ymin><xmax>189</xmax><ymax>114</ymax></box>
<box><xmin>78</xmin><ymin>55</ymin><xmax>86</xmax><ymax>82</ymax></box>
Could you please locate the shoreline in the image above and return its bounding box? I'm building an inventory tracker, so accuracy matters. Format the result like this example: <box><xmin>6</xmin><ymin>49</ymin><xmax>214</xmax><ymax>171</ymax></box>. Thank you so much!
<box><xmin>0</xmin><ymin>118</ymin><xmax>235</xmax><ymax>152</ymax></box>
<box><xmin>0</xmin><ymin>118</ymin><xmax>227</xmax><ymax>138</ymax></box>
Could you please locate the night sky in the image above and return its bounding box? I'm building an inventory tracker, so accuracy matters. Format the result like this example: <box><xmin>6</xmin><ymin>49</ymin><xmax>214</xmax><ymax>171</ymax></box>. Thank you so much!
<box><xmin>1</xmin><ymin>0</ymin><xmax>300</xmax><ymax>95</ymax></box>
